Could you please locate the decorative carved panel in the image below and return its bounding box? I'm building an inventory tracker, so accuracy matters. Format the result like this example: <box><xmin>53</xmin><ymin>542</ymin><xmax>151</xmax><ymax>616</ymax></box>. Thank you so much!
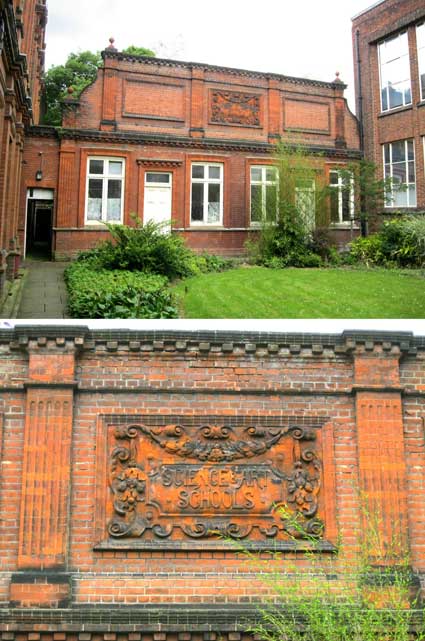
<box><xmin>96</xmin><ymin>415</ymin><xmax>335</xmax><ymax>550</ymax></box>
<box><xmin>210</xmin><ymin>91</ymin><xmax>261</xmax><ymax>127</ymax></box>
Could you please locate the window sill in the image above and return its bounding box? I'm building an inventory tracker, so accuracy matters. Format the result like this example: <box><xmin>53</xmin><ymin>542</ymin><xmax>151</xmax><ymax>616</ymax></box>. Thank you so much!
<box><xmin>383</xmin><ymin>207</ymin><xmax>417</xmax><ymax>211</ymax></box>
<box><xmin>378</xmin><ymin>104</ymin><xmax>413</xmax><ymax>118</ymax></box>
<box><xmin>329</xmin><ymin>222</ymin><xmax>360</xmax><ymax>230</ymax></box>
<box><xmin>84</xmin><ymin>221</ymin><xmax>122</xmax><ymax>227</ymax></box>
<box><xmin>190</xmin><ymin>224</ymin><xmax>224</xmax><ymax>229</ymax></box>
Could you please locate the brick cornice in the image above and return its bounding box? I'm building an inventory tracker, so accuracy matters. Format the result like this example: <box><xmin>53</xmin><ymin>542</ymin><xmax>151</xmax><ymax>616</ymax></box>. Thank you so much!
<box><xmin>0</xmin><ymin>327</ymin><xmax>422</xmax><ymax>359</ymax></box>
<box><xmin>101</xmin><ymin>50</ymin><xmax>346</xmax><ymax>90</ymax></box>
<box><xmin>26</xmin><ymin>126</ymin><xmax>362</xmax><ymax>159</ymax></box>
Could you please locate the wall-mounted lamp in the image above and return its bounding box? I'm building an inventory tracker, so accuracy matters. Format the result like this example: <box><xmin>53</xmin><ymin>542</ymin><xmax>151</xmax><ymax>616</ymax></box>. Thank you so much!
<box><xmin>35</xmin><ymin>152</ymin><xmax>43</xmax><ymax>181</ymax></box>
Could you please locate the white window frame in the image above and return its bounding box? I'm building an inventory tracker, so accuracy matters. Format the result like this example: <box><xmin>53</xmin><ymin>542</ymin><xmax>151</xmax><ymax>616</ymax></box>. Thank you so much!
<box><xmin>378</xmin><ymin>31</ymin><xmax>412</xmax><ymax>112</ymax></box>
<box><xmin>190</xmin><ymin>162</ymin><xmax>223</xmax><ymax>226</ymax></box>
<box><xmin>417</xmin><ymin>22</ymin><xmax>425</xmax><ymax>102</ymax></box>
<box><xmin>85</xmin><ymin>157</ymin><xmax>125</xmax><ymax>225</ymax></box>
<box><xmin>295</xmin><ymin>178</ymin><xmax>316</xmax><ymax>232</ymax></box>
<box><xmin>329</xmin><ymin>169</ymin><xmax>354</xmax><ymax>225</ymax></box>
<box><xmin>249</xmin><ymin>165</ymin><xmax>278</xmax><ymax>225</ymax></box>
<box><xmin>383</xmin><ymin>139</ymin><xmax>416</xmax><ymax>208</ymax></box>
<box><xmin>145</xmin><ymin>171</ymin><xmax>172</xmax><ymax>187</ymax></box>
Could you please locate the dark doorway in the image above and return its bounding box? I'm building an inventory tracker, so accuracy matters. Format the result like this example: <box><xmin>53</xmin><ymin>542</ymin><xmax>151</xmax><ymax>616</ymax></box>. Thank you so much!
<box><xmin>26</xmin><ymin>196</ymin><xmax>54</xmax><ymax>259</ymax></box>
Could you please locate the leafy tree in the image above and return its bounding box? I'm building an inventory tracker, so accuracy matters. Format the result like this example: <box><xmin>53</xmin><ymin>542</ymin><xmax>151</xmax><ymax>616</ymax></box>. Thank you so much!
<box><xmin>43</xmin><ymin>46</ymin><xmax>155</xmax><ymax>126</ymax></box>
<box><xmin>246</xmin><ymin>142</ymin><xmax>329</xmax><ymax>268</ymax></box>
<box><xmin>122</xmin><ymin>45</ymin><xmax>156</xmax><ymax>57</ymax></box>
<box><xmin>43</xmin><ymin>50</ymin><xmax>102</xmax><ymax>126</ymax></box>
<box><xmin>338</xmin><ymin>159</ymin><xmax>394</xmax><ymax>235</ymax></box>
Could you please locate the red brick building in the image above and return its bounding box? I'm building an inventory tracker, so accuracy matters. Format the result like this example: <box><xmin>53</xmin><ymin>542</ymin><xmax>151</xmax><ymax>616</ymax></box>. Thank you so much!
<box><xmin>0</xmin><ymin>326</ymin><xmax>424</xmax><ymax>638</ymax></box>
<box><xmin>0</xmin><ymin>0</ymin><xmax>47</xmax><ymax>295</ymax></box>
<box><xmin>19</xmin><ymin>43</ymin><xmax>361</xmax><ymax>260</ymax></box>
<box><xmin>352</xmin><ymin>0</ymin><xmax>425</xmax><ymax>216</ymax></box>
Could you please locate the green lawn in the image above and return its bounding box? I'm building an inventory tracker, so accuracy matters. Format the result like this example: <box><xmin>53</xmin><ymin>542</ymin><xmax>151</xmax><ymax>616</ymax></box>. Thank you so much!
<box><xmin>174</xmin><ymin>267</ymin><xmax>425</xmax><ymax>318</ymax></box>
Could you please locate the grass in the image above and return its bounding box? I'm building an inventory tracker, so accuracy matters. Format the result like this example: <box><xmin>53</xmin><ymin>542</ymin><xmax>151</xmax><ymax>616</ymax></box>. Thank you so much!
<box><xmin>174</xmin><ymin>266</ymin><xmax>425</xmax><ymax>318</ymax></box>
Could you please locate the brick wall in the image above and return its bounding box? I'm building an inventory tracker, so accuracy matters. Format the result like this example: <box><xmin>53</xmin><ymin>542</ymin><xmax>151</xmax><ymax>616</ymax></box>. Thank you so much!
<box><xmin>0</xmin><ymin>327</ymin><xmax>424</xmax><ymax>639</ymax></box>
<box><xmin>352</xmin><ymin>0</ymin><xmax>425</xmax><ymax>214</ymax></box>
<box><xmin>0</xmin><ymin>0</ymin><xmax>47</xmax><ymax>294</ymax></box>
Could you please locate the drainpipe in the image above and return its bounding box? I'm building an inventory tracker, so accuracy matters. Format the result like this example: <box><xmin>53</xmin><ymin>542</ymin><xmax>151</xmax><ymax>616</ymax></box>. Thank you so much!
<box><xmin>355</xmin><ymin>29</ymin><xmax>367</xmax><ymax>236</ymax></box>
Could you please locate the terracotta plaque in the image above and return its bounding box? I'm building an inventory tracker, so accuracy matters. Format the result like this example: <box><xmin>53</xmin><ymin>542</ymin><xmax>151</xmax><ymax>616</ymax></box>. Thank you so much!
<box><xmin>210</xmin><ymin>91</ymin><xmax>261</xmax><ymax>127</ymax></box>
<box><xmin>96</xmin><ymin>415</ymin><xmax>333</xmax><ymax>550</ymax></box>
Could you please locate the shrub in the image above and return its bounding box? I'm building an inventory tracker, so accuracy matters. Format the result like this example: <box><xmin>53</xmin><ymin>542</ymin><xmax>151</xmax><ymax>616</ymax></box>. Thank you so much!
<box><xmin>75</xmin><ymin>218</ymin><xmax>195</xmax><ymax>279</ymax></box>
<box><xmin>64</xmin><ymin>263</ymin><xmax>178</xmax><ymax>318</ymax></box>
<box><xmin>348</xmin><ymin>215</ymin><xmax>425</xmax><ymax>267</ymax></box>
<box><xmin>76</xmin><ymin>218</ymin><xmax>235</xmax><ymax>279</ymax></box>
<box><xmin>380</xmin><ymin>216</ymin><xmax>425</xmax><ymax>267</ymax></box>
<box><xmin>246</xmin><ymin>143</ymin><xmax>329</xmax><ymax>269</ymax></box>
<box><xmin>348</xmin><ymin>234</ymin><xmax>385</xmax><ymax>266</ymax></box>
<box><xmin>309</xmin><ymin>226</ymin><xmax>339</xmax><ymax>262</ymax></box>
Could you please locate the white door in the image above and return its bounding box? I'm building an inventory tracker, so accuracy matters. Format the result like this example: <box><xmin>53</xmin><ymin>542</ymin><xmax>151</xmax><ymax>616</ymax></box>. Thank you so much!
<box><xmin>144</xmin><ymin>172</ymin><xmax>172</xmax><ymax>230</ymax></box>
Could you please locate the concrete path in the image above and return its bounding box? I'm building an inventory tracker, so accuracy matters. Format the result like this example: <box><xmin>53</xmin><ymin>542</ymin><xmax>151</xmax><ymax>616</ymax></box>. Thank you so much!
<box><xmin>17</xmin><ymin>260</ymin><xmax>69</xmax><ymax>318</ymax></box>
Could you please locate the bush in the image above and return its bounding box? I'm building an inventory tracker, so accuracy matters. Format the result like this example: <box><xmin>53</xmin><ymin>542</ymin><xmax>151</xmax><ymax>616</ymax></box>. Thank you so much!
<box><xmin>309</xmin><ymin>226</ymin><xmax>339</xmax><ymax>262</ymax></box>
<box><xmin>76</xmin><ymin>218</ymin><xmax>235</xmax><ymax>279</ymax></box>
<box><xmin>83</xmin><ymin>219</ymin><xmax>196</xmax><ymax>279</ymax></box>
<box><xmin>348</xmin><ymin>215</ymin><xmax>425</xmax><ymax>267</ymax></box>
<box><xmin>64</xmin><ymin>263</ymin><xmax>178</xmax><ymax>318</ymax></box>
<box><xmin>348</xmin><ymin>234</ymin><xmax>385</xmax><ymax>266</ymax></box>
<box><xmin>380</xmin><ymin>216</ymin><xmax>425</xmax><ymax>267</ymax></box>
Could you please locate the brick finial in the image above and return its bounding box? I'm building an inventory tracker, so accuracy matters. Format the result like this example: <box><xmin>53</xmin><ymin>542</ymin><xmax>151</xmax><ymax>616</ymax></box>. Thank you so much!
<box><xmin>63</xmin><ymin>86</ymin><xmax>77</xmax><ymax>103</ymax></box>
<box><xmin>333</xmin><ymin>71</ymin><xmax>343</xmax><ymax>84</ymax></box>
<box><xmin>106</xmin><ymin>37</ymin><xmax>117</xmax><ymax>51</ymax></box>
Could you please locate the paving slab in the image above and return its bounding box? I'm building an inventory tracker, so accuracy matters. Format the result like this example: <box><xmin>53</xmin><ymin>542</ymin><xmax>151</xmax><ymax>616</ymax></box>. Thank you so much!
<box><xmin>17</xmin><ymin>260</ymin><xmax>69</xmax><ymax>319</ymax></box>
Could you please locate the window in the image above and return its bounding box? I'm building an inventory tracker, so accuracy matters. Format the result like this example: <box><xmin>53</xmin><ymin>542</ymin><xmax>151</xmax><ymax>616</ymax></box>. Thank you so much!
<box><xmin>191</xmin><ymin>163</ymin><xmax>223</xmax><ymax>225</ymax></box>
<box><xmin>383</xmin><ymin>140</ymin><xmax>416</xmax><ymax>207</ymax></box>
<box><xmin>295</xmin><ymin>178</ymin><xmax>316</xmax><ymax>232</ymax></box>
<box><xmin>86</xmin><ymin>157</ymin><xmax>124</xmax><ymax>224</ymax></box>
<box><xmin>250</xmin><ymin>166</ymin><xmax>278</xmax><ymax>224</ymax></box>
<box><xmin>417</xmin><ymin>23</ymin><xmax>425</xmax><ymax>101</ymax></box>
<box><xmin>378</xmin><ymin>31</ymin><xmax>411</xmax><ymax>111</ymax></box>
<box><xmin>329</xmin><ymin>170</ymin><xmax>354</xmax><ymax>224</ymax></box>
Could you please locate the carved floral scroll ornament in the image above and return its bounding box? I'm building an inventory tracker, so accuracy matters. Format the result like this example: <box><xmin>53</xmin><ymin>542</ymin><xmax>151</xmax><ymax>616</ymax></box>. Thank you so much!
<box><xmin>211</xmin><ymin>91</ymin><xmax>261</xmax><ymax>126</ymax></box>
<box><xmin>107</xmin><ymin>422</ymin><xmax>323</xmax><ymax>542</ymax></box>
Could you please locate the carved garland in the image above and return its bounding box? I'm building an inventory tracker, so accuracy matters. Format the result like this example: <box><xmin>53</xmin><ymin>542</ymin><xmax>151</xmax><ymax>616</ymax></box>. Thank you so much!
<box><xmin>108</xmin><ymin>422</ymin><xmax>322</xmax><ymax>542</ymax></box>
<box><xmin>210</xmin><ymin>91</ymin><xmax>261</xmax><ymax>127</ymax></box>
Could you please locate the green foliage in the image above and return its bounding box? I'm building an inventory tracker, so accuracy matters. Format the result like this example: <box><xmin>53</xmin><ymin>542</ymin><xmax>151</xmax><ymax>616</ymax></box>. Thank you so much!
<box><xmin>349</xmin><ymin>216</ymin><xmax>425</xmax><ymax>267</ymax></box>
<box><xmin>79</xmin><ymin>218</ymin><xmax>196</xmax><ymax>279</ymax></box>
<box><xmin>43</xmin><ymin>46</ymin><xmax>156</xmax><ymax>126</ymax></box>
<box><xmin>77</xmin><ymin>217</ymin><xmax>234</xmax><ymax>279</ymax></box>
<box><xmin>348</xmin><ymin>235</ymin><xmax>385</xmax><ymax>266</ymax></box>
<box><xmin>64</xmin><ymin>263</ymin><xmax>177</xmax><ymax>318</ymax></box>
<box><xmin>247</xmin><ymin>143</ymin><xmax>326</xmax><ymax>268</ymax></box>
<box><xmin>122</xmin><ymin>45</ymin><xmax>156</xmax><ymax>57</ymax></box>
<box><xmin>43</xmin><ymin>50</ymin><xmax>102</xmax><ymax>126</ymax></box>
<box><xmin>339</xmin><ymin>159</ymin><xmax>392</xmax><ymax>230</ymax></box>
<box><xmin>244</xmin><ymin>503</ymin><xmax>425</xmax><ymax>641</ymax></box>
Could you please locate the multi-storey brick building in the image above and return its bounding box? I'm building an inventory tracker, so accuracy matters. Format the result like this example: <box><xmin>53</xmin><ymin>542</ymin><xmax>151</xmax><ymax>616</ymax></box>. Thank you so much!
<box><xmin>19</xmin><ymin>41</ymin><xmax>361</xmax><ymax>260</ymax></box>
<box><xmin>352</xmin><ymin>0</ymin><xmax>425</xmax><ymax>218</ymax></box>
<box><xmin>0</xmin><ymin>0</ymin><xmax>47</xmax><ymax>296</ymax></box>
<box><xmin>0</xmin><ymin>326</ymin><xmax>424</xmax><ymax>639</ymax></box>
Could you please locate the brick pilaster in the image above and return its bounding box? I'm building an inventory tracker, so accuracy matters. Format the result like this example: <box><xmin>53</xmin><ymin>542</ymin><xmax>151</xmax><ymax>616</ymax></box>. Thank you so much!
<box><xmin>12</xmin><ymin>337</ymin><xmax>79</xmax><ymax>607</ymax></box>
<box><xmin>352</xmin><ymin>341</ymin><xmax>408</xmax><ymax>559</ymax></box>
<box><xmin>267</xmin><ymin>78</ymin><xmax>281</xmax><ymax>143</ymax></box>
<box><xmin>189</xmin><ymin>67</ymin><xmax>205</xmax><ymax>137</ymax></box>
